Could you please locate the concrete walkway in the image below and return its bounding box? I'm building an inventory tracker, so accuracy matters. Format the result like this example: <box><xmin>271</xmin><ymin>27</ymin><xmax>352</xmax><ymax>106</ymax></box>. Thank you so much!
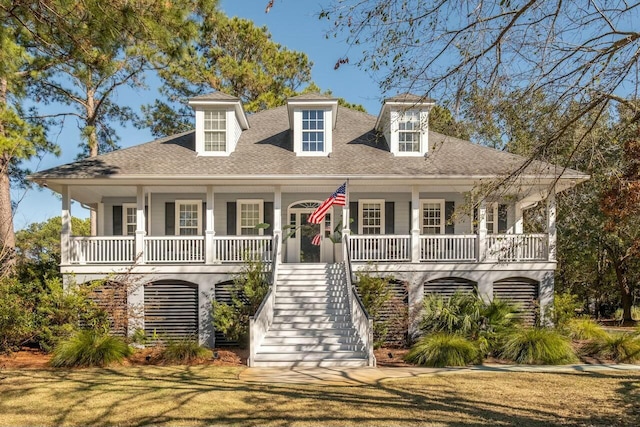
<box><xmin>239</xmin><ymin>364</ymin><xmax>640</xmax><ymax>386</ymax></box>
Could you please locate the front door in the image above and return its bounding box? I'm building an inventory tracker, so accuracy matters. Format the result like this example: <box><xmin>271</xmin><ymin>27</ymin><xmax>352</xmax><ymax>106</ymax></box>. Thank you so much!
<box><xmin>286</xmin><ymin>201</ymin><xmax>334</xmax><ymax>263</ymax></box>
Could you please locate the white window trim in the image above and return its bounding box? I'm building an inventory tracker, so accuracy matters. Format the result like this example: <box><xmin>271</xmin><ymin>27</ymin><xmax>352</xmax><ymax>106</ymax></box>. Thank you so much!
<box><xmin>194</xmin><ymin>109</ymin><xmax>233</xmax><ymax>157</ymax></box>
<box><xmin>358</xmin><ymin>199</ymin><xmax>385</xmax><ymax>235</ymax></box>
<box><xmin>175</xmin><ymin>200</ymin><xmax>202</xmax><ymax>236</ymax></box>
<box><xmin>293</xmin><ymin>108</ymin><xmax>333</xmax><ymax>156</ymax></box>
<box><xmin>390</xmin><ymin>109</ymin><xmax>429</xmax><ymax>157</ymax></box>
<box><xmin>122</xmin><ymin>203</ymin><xmax>137</xmax><ymax>236</ymax></box>
<box><xmin>420</xmin><ymin>199</ymin><xmax>445</xmax><ymax>235</ymax></box>
<box><xmin>236</xmin><ymin>199</ymin><xmax>264</xmax><ymax>236</ymax></box>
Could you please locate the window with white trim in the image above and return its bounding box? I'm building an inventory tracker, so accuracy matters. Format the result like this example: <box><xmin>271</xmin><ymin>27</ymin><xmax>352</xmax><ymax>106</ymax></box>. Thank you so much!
<box><xmin>398</xmin><ymin>110</ymin><xmax>421</xmax><ymax>152</ymax></box>
<box><xmin>302</xmin><ymin>110</ymin><xmax>325</xmax><ymax>152</ymax></box>
<box><xmin>204</xmin><ymin>110</ymin><xmax>226</xmax><ymax>152</ymax></box>
<box><xmin>359</xmin><ymin>200</ymin><xmax>385</xmax><ymax>235</ymax></box>
<box><xmin>486</xmin><ymin>203</ymin><xmax>508</xmax><ymax>234</ymax></box>
<box><xmin>122</xmin><ymin>203</ymin><xmax>136</xmax><ymax>236</ymax></box>
<box><xmin>421</xmin><ymin>200</ymin><xmax>445</xmax><ymax>234</ymax></box>
<box><xmin>237</xmin><ymin>200</ymin><xmax>263</xmax><ymax>236</ymax></box>
<box><xmin>175</xmin><ymin>200</ymin><xmax>201</xmax><ymax>236</ymax></box>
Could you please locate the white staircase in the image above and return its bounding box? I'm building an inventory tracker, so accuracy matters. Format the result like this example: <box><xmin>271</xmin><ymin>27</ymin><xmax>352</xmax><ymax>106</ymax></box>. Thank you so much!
<box><xmin>251</xmin><ymin>263</ymin><xmax>370</xmax><ymax>367</ymax></box>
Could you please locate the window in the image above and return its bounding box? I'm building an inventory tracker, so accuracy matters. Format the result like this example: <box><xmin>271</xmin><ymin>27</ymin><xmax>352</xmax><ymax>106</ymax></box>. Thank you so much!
<box><xmin>122</xmin><ymin>204</ymin><xmax>136</xmax><ymax>236</ymax></box>
<box><xmin>237</xmin><ymin>200</ymin><xmax>263</xmax><ymax>236</ymax></box>
<box><xmin>176</xmin><ymin>201</ymin><xmax>201</xmax><ymax>235</ymax></box>
<box><xmin>398</xmin><ymin>110</ymin><xmax>421</xmax><ymax>152</ymax></box>
<box><xmin>421</xmin><ymin>200</ymin><xmax>445</xmax><ymax>234</ymax></box>
<box><xmin>486</xmin><ymin>203</ymin><xmax>508</xmax><ymax>234</ymax></box>
<box><xmin>203</xmin><ymin>110</ymin><xmax>226</xmax><ymax>152</ymax></box>
<box><xmin>359</xmin><ymin>200</ymin><xmax>384</xmax><ymax>235</ymax></box>
<box><xmin>302</xmin><ymin>110</ymin><xmax>324</xmax><ymax>152</ymax></box>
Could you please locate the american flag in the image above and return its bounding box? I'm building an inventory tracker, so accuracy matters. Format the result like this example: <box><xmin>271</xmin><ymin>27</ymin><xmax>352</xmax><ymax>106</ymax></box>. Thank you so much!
<box><xmin>308</xmin><ymin>182</ymin><xmax>347</xmax><ymax>224</ymax></box>
<box><xmin>311</xmin><ymin>233</ymin><xmax>322</xmax><ymax>246</ymax></box>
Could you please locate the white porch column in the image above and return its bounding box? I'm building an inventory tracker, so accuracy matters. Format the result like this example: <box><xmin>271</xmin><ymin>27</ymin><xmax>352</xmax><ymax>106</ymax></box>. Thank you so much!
<box><xmin>547</xmin><ymin>191</ymin><xmax>557</xmax><ymax>261</ymax></box>
<box><xmin>61</xmin><ymin>185</ymin><xmax>72</xmax><ymax>265</ymax></box>
<box><xmin>411</xmin><ymin>186</ymin><xmax>420</xmax><ymax>262</ymax></box>
<box><xmin>205</xmin><ymin>185</ymin><xmax>215</xmax><ymax>264</ymax></box>
<box><xmin>478</xmin><ymin>201</ymin><xmax>487</xmax><ymax>262</ymax></box>
<box><xmin>97</xmin><ymin>202</ymin><xmax>105</xmax><ymax>236</ymax></box>
<box><xmin>135</xmin><ymin>186</ymin><xmax>146</xmax><ymax>264</ymax></box>
<box><xmin>514</xmin><ymin>201</ymin><xmax>524</xmax><ymax>234</ymax></box>
<box><xmin>273</xmin><ymin>186</ymin><xmax>282</xmax><ymax>262</ymax></box>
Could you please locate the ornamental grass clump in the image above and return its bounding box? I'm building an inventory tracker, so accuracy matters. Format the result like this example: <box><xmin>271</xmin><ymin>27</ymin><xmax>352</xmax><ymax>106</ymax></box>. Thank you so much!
<box><xmin>50</xmin><ymin>330</ymin><xmax>132</xmax><ymax>367</ymax></box>
<box><xmin>584</xmin><ymin>332</ymin><xmax>640</xmax><ymax>363</ymax></box>
<box><xmin>566</xmin><ymin>317</ymin><xmax>608</xmax><ymax>341</ymax></box>
<box><xmin>499</xmin><ymin>327</ymin><xmax>577</xmax><ymax>365</ymax></box>
<box><xmin>405</xmin><ymin>333</ymin><xmax>478</xmax><ymax>367</ymax></box>
<box><xmin>160</xmin><ymin>339</ymin><xmax>211</xmax><ymax>363</ymax></box>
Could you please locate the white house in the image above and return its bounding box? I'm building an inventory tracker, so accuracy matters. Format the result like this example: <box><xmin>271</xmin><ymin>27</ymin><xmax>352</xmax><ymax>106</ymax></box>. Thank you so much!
<box><xmin>30</xmin><ymin>92</ymin><xmax>588</xmax><ymax>367</ymax></box>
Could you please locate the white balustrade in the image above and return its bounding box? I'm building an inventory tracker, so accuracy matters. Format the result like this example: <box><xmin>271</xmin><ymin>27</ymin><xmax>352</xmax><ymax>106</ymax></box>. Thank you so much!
<box><xmin>348</xmin><ymin>235</ymin><xmax>411</xmax><ymax>262</ymax></box>
<box><xmin>69</xmin><ymin>236</ymin><xmax>135</xmax><ymax>264</ymax></box>
<box><xmin>486</xmin><ymin>233</ymin><xmax>548</xmax><ymax>261</ymax></box>
<box><xmin>420</xmin><ymin>234</ymin><xmax>477</xmax><ymax>262</ymax></box>
<box><xmin>213</xmin><ymin>236</ymin><xmax>273</xmax><ymax>263</ymax></box>
<box><xmin>144</xmin><ymin>236</ymin><xmax>205</xmax><ymax>263</ymax></box>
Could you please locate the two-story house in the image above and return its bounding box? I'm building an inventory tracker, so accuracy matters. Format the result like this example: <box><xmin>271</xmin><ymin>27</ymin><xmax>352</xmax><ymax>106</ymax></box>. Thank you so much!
<box><xmin>29</xmin><ymin>92</ymin><xmax>588</xmax><ymax>367</ymax></box>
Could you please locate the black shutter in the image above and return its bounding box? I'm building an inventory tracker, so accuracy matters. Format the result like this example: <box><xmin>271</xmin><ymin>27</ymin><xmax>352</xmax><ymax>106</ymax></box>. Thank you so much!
<box><xmin>349</xmin><ymin>201</ymin><xmax>358</xmax><ymax>234</ymax></box>
<box><xmin>202</xmin><ymin>202</ymin><xmax>207</xmax><ymax>235</ymax></box>
<box><xmin>385</xmin><ymin>202</ymin><xmax>395</xmax><ymax>234</ymax></box>
<box><xmin>409</xmin><ymin>201</ymin><xmax>412</xmax><ymax>231</ymax></box>
<box><xmin>498</xmin><ymin>204</ymin><xmax>508</xmax><ymax>233</ymax></box>
<box><xmin>264</xmin><ymin>202</ymin><xmax>273</xmax><ymax>235</ymax></box>
<box><xmin>113</xmin><ymin>205</ymin><xmax>123</xmax><ymax>236</ymax></box>
<box><xmin>445</xmin><ymin>201</ymin><xmax>455</xmax><ymax>234</ymax></box>
<box><xmin>165</xmin><ymin>202</ymin><xmax>175</xmax><ymax>235</ymax></box>
<box><xmin>226</xmin><ymin>202</ymin><xmax>236</xmax><ymax>235</ymax></box>
<box><xmin>144</xmin><ymin>205</ymin><xmax>149</xmax><ymax>234</ymax></box>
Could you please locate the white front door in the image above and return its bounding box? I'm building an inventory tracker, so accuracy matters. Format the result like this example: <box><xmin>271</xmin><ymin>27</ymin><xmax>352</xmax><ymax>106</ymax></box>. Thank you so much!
<box><xmin>286</xmin><ymin>201</ymin><xmax>334</xmax><ymax>263</ymax></box>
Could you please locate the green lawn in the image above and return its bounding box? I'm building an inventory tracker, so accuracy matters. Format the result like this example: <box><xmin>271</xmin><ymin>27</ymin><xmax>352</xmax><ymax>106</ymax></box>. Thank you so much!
<box><xmin>0</xmin><ymin>366</ymin><xmax>638</xmax><ymax>426</ymax></box>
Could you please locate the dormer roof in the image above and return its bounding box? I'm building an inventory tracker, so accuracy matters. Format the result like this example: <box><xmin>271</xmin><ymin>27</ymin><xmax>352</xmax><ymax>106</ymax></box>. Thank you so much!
<box><xmin>188</xmin><ymin>92</ymin><xmax>250</xmax><ymax>130</ymax></box>
<box><xmin>375</xmin><ymin>93</ymin><xmax>435</xmax><ymax>131</ymax></box>
<box><xmin>286</xmin><ymin>93</ymin><xmax>339</xmax><ymax>130</ymax></box>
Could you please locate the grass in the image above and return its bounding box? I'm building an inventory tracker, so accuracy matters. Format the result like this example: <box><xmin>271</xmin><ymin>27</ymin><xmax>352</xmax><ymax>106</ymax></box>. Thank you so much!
<box><xmin>500</xmin><ymin>328</ymin><xmax>578</xmax><ymax>365</ymax></box>
<box><xmin>50</xmin><ymin>330</ymin><xmax>133</xmax><ymax>367</ymax></box>
<box><xmin>405</xmin><ymin>333</ymin><xmax>478</xmax><ymax>367</ymax></box>
<box><xmin>0</xmin><ymin>366</ymin><xmax>639</xmax><ymax>426</ymax></box>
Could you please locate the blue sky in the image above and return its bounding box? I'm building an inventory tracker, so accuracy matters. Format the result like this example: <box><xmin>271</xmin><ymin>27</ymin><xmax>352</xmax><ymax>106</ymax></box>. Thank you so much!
<box><xmin>12</xmin><ymin>0</ymin><xmax>382</xmax><ymax>229</ymax></box>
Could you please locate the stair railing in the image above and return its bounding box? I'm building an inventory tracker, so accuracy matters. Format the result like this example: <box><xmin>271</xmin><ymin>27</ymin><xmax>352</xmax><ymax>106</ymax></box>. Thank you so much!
<box><xmin>248</xmin><ymin>234</ymin><xmax>280</xmax><ymax>366</ymax></box>
<box><xmin>343</xmin><ymin>235</ymin><xmax>376</xmax><ymax>367</ymax></box>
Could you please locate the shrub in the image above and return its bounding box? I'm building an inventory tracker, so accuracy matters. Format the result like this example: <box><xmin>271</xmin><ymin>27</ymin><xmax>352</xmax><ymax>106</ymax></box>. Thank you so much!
<box><xmin>0</xmin><ymin>278</ymin><xmax>35</xmax><ymax>353</ymax></box>
<box><xmin>552</xmin><ymin>292</ymin><xmax>581</xmax><ymax>328</ymax></box>
<box><xmin>477</xmin><ymin>298</ymin><xmax>521</xmax><ymax>356</ymax></box>
<box><xmin>584</xmin><ymin>332</ymin><xmax>640</xmax><ymax>363</ymax></box>
<box><xmin>160</xmin><ymin>339</ymin><xmax>211</xmax><ymax>363</ymax></box>
<box><xmin>420</xmin><ymin>291</ymin><xmax>482</xmax><ymax>336</ymax></box>
<box><xmin>212</xmin><ymin>258</ymin><xmax>269</xmax><ymax>345</ymax></box>
<box><xmin>499</xmin><ymin>328</ymin><xmax>577</xmax><ymax>365</ymax></box>
<box><xmin>50</xmin><ymin>330</ymin><xmax>132</xmax><ymax>367</ymax></box>
<box><xmin>355</xmin><ymin>268</ymin><xmax>394</xmax><ymax>347</ymax></box>
<box><xmin>405</xmin><ymin>333</ymin><xmax>478</xmax><ymax>367</ymax></box>
<box><xmin>566</xmin><ymin>317</ymin><xmax>608</xmax><ymax>341</ymax></box>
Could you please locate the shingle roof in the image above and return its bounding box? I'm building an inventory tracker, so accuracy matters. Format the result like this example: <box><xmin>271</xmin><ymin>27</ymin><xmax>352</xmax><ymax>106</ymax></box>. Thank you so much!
<box><xmin>189</xmin><ymin>92</ymin><xmax>239</xmax><ymax>101</ymax></box>
<box><xmin>287</xmin><ymin>93</ymin><xmax>337</xmax><ymax>101</ymax></box>
<box><xmin>31</xmin><ymin>105</ymin><xmax>587</xmax><ymax>180</ymax></box>
<box><xmin>384</xmin><ymin>93</ymin><xmax>435</xmax><ymax>103</ymax></box>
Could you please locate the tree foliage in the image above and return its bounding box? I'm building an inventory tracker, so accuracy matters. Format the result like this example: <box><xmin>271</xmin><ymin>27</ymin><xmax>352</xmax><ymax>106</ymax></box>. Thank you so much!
<box><xmin>142</xmin><ymin>12</ymin><xmax>313</xmax><ymax>137</ymax></box>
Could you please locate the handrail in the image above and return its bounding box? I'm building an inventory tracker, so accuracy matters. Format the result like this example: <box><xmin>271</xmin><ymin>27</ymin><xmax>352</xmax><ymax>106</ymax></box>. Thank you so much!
<box><xmin>248</xmin><ymin>234</ymin><xmax>280</xmax><ymax>366</ymax></box>
<box><xmin>343</xmin><ymin>235</ymin><xmax>376</xmax><ymax>367</ymax></box>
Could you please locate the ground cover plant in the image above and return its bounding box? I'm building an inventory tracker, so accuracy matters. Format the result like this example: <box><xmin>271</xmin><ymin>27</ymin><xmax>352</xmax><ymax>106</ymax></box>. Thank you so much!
<box><xmin>0</xmin><ymin>366</ymin><xmax>638</xmax><ymax>426</ymax></box>
<box><xmin>50</xmin><ymin>330</ymin><xmax>132</xmax><ymax>367</ymax></box>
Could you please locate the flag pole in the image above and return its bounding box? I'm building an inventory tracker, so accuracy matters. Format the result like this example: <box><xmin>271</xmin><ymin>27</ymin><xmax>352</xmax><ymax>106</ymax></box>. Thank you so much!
<box><xmin>343</xmin><ymin>178</ymin><xmax>350</xmax><ymax>236</ymax></box>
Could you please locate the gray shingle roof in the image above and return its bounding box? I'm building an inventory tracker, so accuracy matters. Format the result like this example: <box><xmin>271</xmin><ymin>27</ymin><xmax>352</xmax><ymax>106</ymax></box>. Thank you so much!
<box><xmin>189</xmin><ymin>92</ymin><xmax>239</xmax><ymax>101</ymax></box>
<box><xmin>31</xmin><ymin>105</ymin><xmax>587</xmax><ymax>180</ymax></box>
<box><xmin>287</xmin><ymin>93</ymin><xmax>337</xmax><ymax>102</ymax></box>
<box><xmin>385</xmin><ymin>93</ymin><xmax>435</xmax><ymax>103</ymax></box>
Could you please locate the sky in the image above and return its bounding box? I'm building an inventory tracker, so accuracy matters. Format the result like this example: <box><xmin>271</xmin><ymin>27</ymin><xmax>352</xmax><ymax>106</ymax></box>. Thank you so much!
<box><xmin>12</xmin><ymin>0</ymin><xmax>383</xmax><ymax>230</ymax></box>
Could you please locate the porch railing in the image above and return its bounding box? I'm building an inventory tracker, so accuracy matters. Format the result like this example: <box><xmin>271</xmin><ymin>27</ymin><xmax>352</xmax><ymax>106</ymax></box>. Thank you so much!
<box><xmin>348</xmin><ymin>235</ymin><xmax>411</xmax><ymax>262</ymax></box>
<box><xmin>213</xmin><ymin>236</ymin><xmax>273</xmax><ymax>263</ymax></box>
<box><xmin>486</xmin><ymin>233</ymin><xmax>548</xmax><ymax>262</ymax></box>
<box><xmin>420</xmin><ymin>234</ymin><xmax>477</xmax><ymax>262</ymax></box>
<box><xmin>145</xmin><ymin>236</ymin><xmax>205</xmax><ymax>263</ymax></box>
<box><xmin>69</xmin><ymin>236</ymin><xmax>135</xmax><ymax>264</ymax></box>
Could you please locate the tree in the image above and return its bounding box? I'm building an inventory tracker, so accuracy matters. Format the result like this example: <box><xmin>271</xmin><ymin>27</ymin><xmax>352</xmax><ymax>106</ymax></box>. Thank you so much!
<box><xmin>321</xmin><ymin>1</ymin><xmax>640</xmax><ymax>164</ymax></box>
<box><xmin>141</xmin><ymin>12</ymin><xmax>313</xmax><ymax>137</ymax></box>
<box><xmin>0</xmin><ymin>6</ymin><xmax>58</xmax><ymax>274</ymax></box>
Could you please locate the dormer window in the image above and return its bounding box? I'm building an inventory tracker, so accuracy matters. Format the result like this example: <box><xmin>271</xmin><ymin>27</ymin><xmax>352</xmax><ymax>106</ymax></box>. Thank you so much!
<box><xmin>302</xmin><ymin>110</ymin><xmax>325</xmax><ymax>152</ymax></box>
<box><xmin>204</xmin><ymin>111</ymin><xmax>226</xmax><ymax>152</ymax></box>
<box><xmin>398</xmin><ymin>111</ymin><xmax>420</xmax><ymax>153</ymax></box>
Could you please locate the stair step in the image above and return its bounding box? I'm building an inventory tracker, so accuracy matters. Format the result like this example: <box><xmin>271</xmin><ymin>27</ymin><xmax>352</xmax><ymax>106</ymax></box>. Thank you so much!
<box><xmin>270</xmin><ymin>321</ymin><xmax>353</xmax><ymax>329</ymax></box>
<box><xmin>265</xmin><ymin>328</ymin><xmax>357</xmax><ymax>337</ymax></box>
<box><xmin>273</xmin><ymin>314</ymin><xmax>351</xmax><ymax>322</ymax></box>
<box><xmin>275</xmin><ymin>303</ymin><xmax>348</xmax><ymax>310</ymax></box>
<box><xmin>262</xmin><ymin>336</ymin><xmax>361</xmax><ymax>345</ymax></box>
<box><xmin>254</xmin><ymin>351</ymin><xmax>367</xmax><ymax>361</ymax></box>
<box><xmin>250</xmin><ymin>359</ymin><xmax>369</xmax><ymax>368</ymax></box>
<box><xmin>257</xmin><ymin>343</ymin><xmax>363</xmax><ymax>352</ymax></box>
<box><xmin>274</xmin><ymin>308</ymin><xmax>348</xmax><ymax>315</ymax></box>
<box><xmin>275</xmin><ymin>297</ymin><xmax>348</xmax><ymax>304</ymax></box>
